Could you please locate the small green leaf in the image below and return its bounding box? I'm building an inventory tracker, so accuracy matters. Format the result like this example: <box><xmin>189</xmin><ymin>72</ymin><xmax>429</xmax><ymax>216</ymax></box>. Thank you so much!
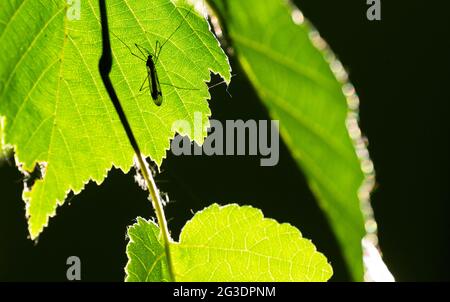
<box><xmin>0</xmin><ymin>0</ymin><xmax>230</xmax><ymax>239</ymax></box>
<box><xmin>209</xmin><ymin>0</ymin><xmax>374</xmax><ymax>280</ymax></box>
<box><xmin>125</xmin><ymin>218</ymin><xmax>172</xmax><ymax>282</ymax></box>
<box><xmin>126</xmin><ymin>204</ymin><xmax>333</xmax><ymax>282</ymax></box>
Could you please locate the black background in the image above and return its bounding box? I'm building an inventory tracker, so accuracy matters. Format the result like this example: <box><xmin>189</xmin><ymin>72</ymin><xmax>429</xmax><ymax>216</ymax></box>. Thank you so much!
<box><xmin>0</xmin><ymin>0</ymin><xmax>449</xmax><ymax>281</ymax></box>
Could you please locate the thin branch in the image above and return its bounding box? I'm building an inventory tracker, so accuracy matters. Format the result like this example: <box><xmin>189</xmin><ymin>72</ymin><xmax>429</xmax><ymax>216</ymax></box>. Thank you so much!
<box><xmin>98</xmin><ymin>0</ymin><xmax>175</xmax><ymax>281</ymax></box>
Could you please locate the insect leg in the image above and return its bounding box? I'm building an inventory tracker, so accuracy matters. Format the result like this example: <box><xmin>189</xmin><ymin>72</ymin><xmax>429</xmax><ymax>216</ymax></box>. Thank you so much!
<box><xmin>110</xmin><ymin>31</ymin><xmax>146</xmax><ymax>62</ymax></box>
<box><xmin>129</xmin><ymin>51</ymin><xmax>146</xmax><ymax>63</ymax></box>
<box><xmin>134</xmin><ymin>43</ymin><xmax>152</xmax><ymax>59</ymax></box>
<box><xmin>160</xmin><ymin>82</ymin><xmax>199</xmax><ymax>91</ymax></box>
<box><xmin>154</xmin><ymin>40</ymin><xmax>162</xmax><ymax>65</ymax></box>
<box><xmin>139</xmin><ymin>73</ymin><xmax>151</xmax><ymax>92</ymax></box>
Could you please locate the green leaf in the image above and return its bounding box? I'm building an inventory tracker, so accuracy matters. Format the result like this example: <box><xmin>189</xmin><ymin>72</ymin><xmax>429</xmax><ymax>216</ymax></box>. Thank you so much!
<box><xmin>0</xmin><ymin>116</ymin><xmax>4</xmax><ymax>156</ymax></box>
<box><xmin>0</xmin><ymin>116</ymin><xmax>7</xmax><ymax>162</ymax></box>
<box><xmin>126</xmin><ymin>204</ymin><xmax>333</xmax><ymax>282</ymax></box>
<box><xmin>125</xmin><ymin>217</ymin><xmax>172</xmax><ymax>282</ymax></box>
<box><xmin>0</xmin><ymin>0</ymin><xmax>230</xmax><ymax>239</ymax></box>
<box><xmin>209</xmin><ymin>0</ymin><xmax>374</xmax><ymax>280</ymax></box>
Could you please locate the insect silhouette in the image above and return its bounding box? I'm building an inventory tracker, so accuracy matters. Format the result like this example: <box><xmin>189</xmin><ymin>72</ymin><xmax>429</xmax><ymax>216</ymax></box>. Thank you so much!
<box><xmin>112</xmin><ymin>8</ymin><xmax>197</xmax><ymax>106</ymax></box>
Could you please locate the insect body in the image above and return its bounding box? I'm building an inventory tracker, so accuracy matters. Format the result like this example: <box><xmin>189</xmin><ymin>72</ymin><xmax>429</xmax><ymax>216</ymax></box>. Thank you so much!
<box><xmin>112</xmin><ymin>9</ymin><xmax>194</xmax><ymax>107</ymax></box>
<box><xmin>132</xmin><ymin>42</ymin><xmax>164</xmax><ymax>106</ymax></box>
<box><xmin>146</xmin><ymin>54</ymin><xmax>162</xmax><ymax>106</ymax></box>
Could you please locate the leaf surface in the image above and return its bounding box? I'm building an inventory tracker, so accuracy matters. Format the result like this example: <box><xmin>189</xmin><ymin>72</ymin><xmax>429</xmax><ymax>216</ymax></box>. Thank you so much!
<box><xmin>209</xmin><ymin>0</ymin><xmax>374</xmax><ymax>280</ymax></box>
<box><xmin>0</xmin><ymin>0</ymin><xmax>231</xmax><ymax>239</ymax></box>
<box><xmin>126</xmin><ymin>204</ymin><xmax>333</xmax><ymax>282</ymax></box>
<box><xmin>125</xmin><ymin>217</ymin><xmax>172</xmax><ymax>282</ymax></box>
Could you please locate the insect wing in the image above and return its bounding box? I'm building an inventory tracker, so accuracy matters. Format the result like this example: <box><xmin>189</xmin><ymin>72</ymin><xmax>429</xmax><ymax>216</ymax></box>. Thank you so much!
<box><xmin>151</xmin><ymin>66</ymin><xmax>163</xmax><ymax>106</ymax></box>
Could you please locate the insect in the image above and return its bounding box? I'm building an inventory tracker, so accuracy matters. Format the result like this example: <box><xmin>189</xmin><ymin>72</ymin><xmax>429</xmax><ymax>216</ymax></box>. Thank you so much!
<box><xmin>112</xmin><ymin>8</ymin><xmax>196</xmax><ymax>106</ymax></box>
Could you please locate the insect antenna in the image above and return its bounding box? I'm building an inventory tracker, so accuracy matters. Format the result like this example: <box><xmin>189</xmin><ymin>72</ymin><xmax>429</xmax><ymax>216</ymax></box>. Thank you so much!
<box><xmin>154</xmin><ymin>6</ymin><xmax>194</xmax><ymax>63</ymax></box>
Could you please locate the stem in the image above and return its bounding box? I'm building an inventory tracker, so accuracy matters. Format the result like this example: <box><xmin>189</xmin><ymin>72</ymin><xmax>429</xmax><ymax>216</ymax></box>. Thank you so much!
<box><xmin>135</xmin><ymin>154</ymin><xmax>176</xmax><ymax>281</ymax></box>
<box><xmin>98</xmin><ymin>0</ymin><xmax>175</xmax><ymax>282</ymax></box>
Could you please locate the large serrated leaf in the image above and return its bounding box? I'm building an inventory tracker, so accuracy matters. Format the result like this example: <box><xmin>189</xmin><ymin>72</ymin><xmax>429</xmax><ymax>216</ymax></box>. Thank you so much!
<box><xmin>126</xmin><ymin>204</ymin><xmax>333</xmax><ymax>282</ymax></box>
<box><xmin>208</xmin><ymin>0</ymin><xmax>373</xmax><ymax>280</ymax></box>
<box><xmin>0</xmin><ymin>0</ymin><xmax>231</xmax><ymax>239</ymax></box>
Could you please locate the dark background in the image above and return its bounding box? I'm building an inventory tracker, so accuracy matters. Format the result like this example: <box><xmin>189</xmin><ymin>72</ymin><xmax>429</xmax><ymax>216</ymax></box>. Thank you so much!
<box><xmin>0</xmin><ymin>0</ymin><xmax>449</xmax><ymax>281</ymax></box>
